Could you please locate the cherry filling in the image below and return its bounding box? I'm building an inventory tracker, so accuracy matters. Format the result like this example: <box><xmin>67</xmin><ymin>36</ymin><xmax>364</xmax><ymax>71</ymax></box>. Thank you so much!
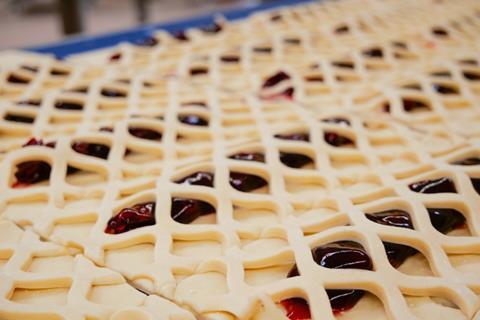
<box><xmin>171</xmin><ymin>198</ymin><xmax>215</xmax><ymax>224</ymax></box>
<box><xmin>109</xmin><ymin>53</ymin><xmax>122</xmax><ymax>61</ymax></box>
<box><xmin>229</xmin><ymin>152</ymin><xmax>265</xmax><ymax>163</ymax></box>
<box><xmin>71</xmin><ymin>142</ymin><xmax>110</xmax><ymax>159</ymax></box>
<box><xmin>128</xmin><ymin>127</ymin><xmax>162</xmax><ymax>140</ymax></box>
<box><xmin>50</xmin><ymin>69</ymin><xmax>69</xmax><ymax>76</ymax></box>
<box><xmin>7</xmin><ymin>74</ymin><xmax>29</xmax><ymax>84</ymax></box>
<box><xmin>402</xmin><ymin>84</ymin><xmax>422</xmax><ymax>91</ymax></box>
<box><xmin>99</xmin><ymin>126</ymin><xmax>114</xmax><ymax>133</ymax></box>
<box><xmin>262</xmin><ymin>87</ymin><xmax>294</xmax><ymax>100</ymax></box>
<box><xmin>280</xmin><ymin>152</ymin><xmax>313</xmax><ymax>168</ymax></box>
<box><xmin>284</xmin><ymin>241</ymin><xmax>372</xmax><ymax>317</ymax></box>
<box><xmin>262</xmin><ymin>71</ymin><xmax>291</xmax><ymax>88</ymax></box>
<box><xmin>427</xmin><ymin>208</ymin><xmax>466</xmax><ymax>234</ymax></box>
<box><xmin>135</xmin><ymin>36</ymin><xmax>159</xmax><ymax>47</ymax></box>
<box><xmin>332</xmin><ymin>61</ymin><xmax>354</xmax><ymax>69</ymax></box>
<box><xmin>463</xmin><ymin>71</ymin><xmax>480</xmax><ymax>81</ymax></box>
<box><xmin>383</xmin><ymin>242</ymin><xmax>418</xmax><ymax>268</ymax></box>
<box><xmin>190</xmin><ymin>67</ymin><xmax>208</xmax><ymax>76</ymax></box>
<box><xmin>281</xmin><ymin>298</ymin><xmax>311</xmax><ymax>320</ymax></box>
<box><xmin>432</xmin><ymin>27</ymin><xmax>449</xmax><ymax>37</ymax></box>
<box><xmin>105</xmin><ymin>202</ymin><xmax>155</xmax><ymax>234</ymax></box>
<box><xmin>408</xmin><ymin>177</ymin><xmax>456</xmax><ymax>193</ymax></box>
<box><xmin>172</xmin><ymin>30</ymin><xmax>189</xmax><ymax>41</ymax></box>
<box><xmin>305</xmin><ymin>75</ymin><xmax>324</xmax><ymax>82</ymax></box>
<box><xmin>334</xmin><ymin>25</ymin><xmax>349</xmax><ymax>34</ymax></box>
<box><xmin>4</xmin><ymin>114</ymin><xmax>34</xmax><ymax>123</ymax></box>
<box><xmin>17</xmin><ymin>100</ymin><xmax>41</xmax><ymax>107</ymax></box>
<box><xmin>101</xmin><ymin>89</ymin><xmax>126</xmax><ymax>98</ymax></box>
<box><xmin>178</xmin><ymin>114</ymin><xmax>208</xmax><ymax>126</ymax></box>
<box><xmin>274</xmin><ymin>133</ymin><xmax>310</xmax><ymax>142</ymax></box>
<box><xmin>201</xmin><ymin>22</ymin><xmax>223</xmax><ymax>33</ymax></box>
<box><xmin>324</xmin><ymin>132</ymin><xmax>354</xmax><ymax>147</ymax></box>
<box><xmin>459</xmin><ymin>59</ymin><xmax>477</xmax><ymax>66</ymax></box>
<box><xmin>430</xmin><ymin>71</ymin><xmax>451</xmax><ymax>78</ymax></box>
<box><xmin>175</xmin><ymin>171</ymin><xmax>214</xmax><ymax>187</ymax></box>
<box><xmin>23</xmin><ymin>137</ymin><xmax>56</xmax><ymax>148</ymax></box>
<box><xmin>14</xmin><ymin>161</ymin><xmax>51</xmax><ymax>186</ymax></box>
<box><xmin>67</xmin><ymin>87</ymin><xmax>88</xmax><ymax>94</ymax></box>
<box><xmin>392</xmin><ymin>41</ymin><xmax>408</xmax><ymax>49</ymax></box>
<box><xmin>229</xmin><ymin>172</ymin><xmax>267</xmax><ymax>192</ymax></box>
<box><xmin>328</xmin><ymin>289</ymin><xmax>366</xmax><ymax>314</ymax></box>
<box><xmin>253</xmin><ymin>47</ymin><xmax>272</xmax><ymax>54</ymax></box>
<box><xmin>321</xmin><ymin>117</ymin><xmax>351</xmax><ymax>127</ymax></box>
<box><xmin>220</xmin><ymin>55</ymin><xmax>240</xmax><ymax>63</ymax></box>
<box><xmin>312</xmin><ymin>241</ymin><xmax>372</xmax><ymax>270</ymax></box>
<box><xmin>285</xmin><ymin>38</ymin><xmax>301</xmax><ymax>45</ymax></box>
<box><xmin>402</xmin><ymin>98</ymin><xmax>430</xmax><ymax>112</ymax></box>
<box><xmin>451</xmin><ymin>157</ymin><xmax>480</xmax><ymax>165</ymax></box>
<box><xmin>432</xmin><ymin>83</ymin><xmax>459</xmax><ymax>94</ymax></box>
<box><xmin>470</xmin><ymin>178</ymin><xmax>480</xmax><ymax>194</ymax></box>
<box><xmin>54</xmin><ymin>101</ymin><xmax>83</xmax><ymax>110</ymax></box>
<box><xmin>365</xmin><ymin>209</ymin><xmax>414</xmax><ymax>229</ymax></box>
<box><xmin>362</xmin><ymin>47</ymin><xmax>383</xmax><ymax>58</ymax></box>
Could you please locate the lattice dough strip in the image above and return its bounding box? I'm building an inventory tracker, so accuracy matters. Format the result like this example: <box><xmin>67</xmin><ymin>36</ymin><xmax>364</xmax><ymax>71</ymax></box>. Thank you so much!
<box><xmin>0</xmin><ymin>220</ymin><xmax>195</xmax><ymax>320</ymax></box>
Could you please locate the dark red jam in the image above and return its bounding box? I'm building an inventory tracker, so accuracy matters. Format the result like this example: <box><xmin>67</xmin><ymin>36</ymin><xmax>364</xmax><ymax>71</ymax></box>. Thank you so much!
<box><xmin>280</xmin><ymin>153</ymin><xmax>313</xmax><ymax>168</ymax></box>
<box><xmin>189</xmin><ymin>67</ymin><xmax>209</xmax><ymax>76</ymax></box>
<box><xmin>281</xmin><ymin>298</ymin><xmax>311</xmax><ymax>320</ymax></box>
<box><xmin>431</xmin><ymin>83</ymin><xmax>458</xmax><ymax>94</ymax></box>
<box><xmin>470</xmin><ymin>178</ymin><xmax>480</xmax><ymax>195</ymax></box>
<box><xmin>22</xmin><ymin>137</ymin><xmax>56</xmax><ymax>148</ymax></box>
<box><xmin>402</xmin><ymin>98</ymin><xmax>430</xmax><ymax>112</ymax></box>
<box><xmin>284</xmin><ymin>241</ymin><xmax>372</xmax><ymax>317</ymax></box>
<box><xmin>382</xmin><ymin>242</ymin><xmax>418</xmax><ymax>268</ymax></box>
<box><xmin>54</xmin><ymin>101</ymin><xmax>83</xmax><ymax>110</ymax></box>
<box><xmin>128</xmin><ymin>127</ymin><xmax>162</xmax><ymax>140</ymax></box>
<box><xmin>274</xmin><ymin>133</ymin><xmax>310</xmax><ymax>142</ymax></box>
<box><xmin>324</xmin><ymin>132</ymin><xmax>354</xmax><ymax>147</ymax></box>
<box><xmin>171</xmin><ymin>198</ymin><xmax>215</xmax><ymax>224</ymax></box>
<box><xmin>109</xmin><ymin>53</ymin><xmax>122</xmax><ymax>61</ymax></box>
<box><xmin>71</xmin><ymin>142</ymin><xmax>110</xmax><ymax>159</ymax></box>
<box><xmin>178</xmin><ymin>114</ymin><xmax>208</xmax><ymax>126</ymax></box>
<box><xmin>362</xmin><ymin>47</ymin><xmax>383</xmax><ymax>58</ymax></box>
<box><xmin>4</xmin><ymin>114</ymin><xmax>34</xmax><ymax>123</ymax></box>
<box><xmin>451</xmin><ymin>157</ymin><xmax>480</xmax><ymax>166</ymax></box>
<box><xmin>17</xmin><ymin>100</ymin><xmax>41</xmax><ymax>107</ymax></box>
<box><xmin>229</xmin><ymin>172</ymin><xmax>267</xmax><ymax>192</ymax></box>
<box><xmin>14</xmin><ymin>161</ymin><xmax>51</xmax><ymax>187</ymax></box>
<box><xmin>365</xmin><ymin>210</ymin><xmax>414</xmax><ymax>229</ymax></box>
<box><xmin>135</xmin><ymin>36</ymin><xmax>159</xmax><ymax>47</ymax></box>
<box><xmin>321</xmin><ymin>117</ymin><xmax>351</xmax><ymax>127</ymax></box>
<box><xmin>427</xmin><ymin>208</ymin><xmax>466</xmax><ymax>234</ymax></box>
<box><xmin>463</xmin><ymin>71</ymin><xmax>480</xmax><ymax>81</ymax></box>
<box><xmin>101</xmin><ymin>89</ymin><xmax>127</xmax><ymax>98</ymax></box>
<box><xmin>262</xmin><ymin>71</ymin><xmax>291</xmax><ymax>88</ymax></box>
<box><xmin>229</xmin><ymin>152</ymin><xmax>265</xmax><ymax>163</ymax></box>
<box><xmin>105</xmin><ymin>202</ymin><xmax>156</xmax><ymax>234</ymax></box>
<box><xmin>7</xmin><ymin>74</ymin><xmax>29</xmax><ymax>84</ymax></box>
<box><xmin>175</xmin><ymin>171</ymin><xmax>214</xmax><ymax>187</ymax></box>
<box><xmin>172</xmin><ymin>30</ymin><xmax>189</xmax><ymax>41</ymax></box>
<box><xmin>408</xmin><ymin>177</ymin><xmax>456</xmax><ymax>193</ymax></box>
<box><xmin>220</xmin><ymin>55</ymin><xmax>240</xmax><ymax>63</ymax></box>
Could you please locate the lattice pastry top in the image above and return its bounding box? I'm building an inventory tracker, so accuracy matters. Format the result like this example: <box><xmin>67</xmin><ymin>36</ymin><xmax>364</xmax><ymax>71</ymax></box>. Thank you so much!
<box><xmin>2</xmin><ymin>98</ymin><xmax>480</xmax><ymax>320</ymax></box>
<box><xmin>2</xmin><ymin>0</ymin><xmax>480</xmax><ymax>319</ymax></box>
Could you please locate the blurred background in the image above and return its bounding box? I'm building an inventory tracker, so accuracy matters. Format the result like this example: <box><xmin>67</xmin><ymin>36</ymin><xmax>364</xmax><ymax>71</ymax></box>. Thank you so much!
<box><xmin>0</xmin><ymin>0</ymin><xmax>271</xmax><ymax>50</ymax></box>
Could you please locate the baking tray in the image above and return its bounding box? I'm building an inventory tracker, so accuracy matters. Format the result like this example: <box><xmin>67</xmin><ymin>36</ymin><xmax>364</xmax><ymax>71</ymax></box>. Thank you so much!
<box><xmin>26</xmin><ymin>0</ymin><xmax>314</xmax><ymax>59</ymax></box>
